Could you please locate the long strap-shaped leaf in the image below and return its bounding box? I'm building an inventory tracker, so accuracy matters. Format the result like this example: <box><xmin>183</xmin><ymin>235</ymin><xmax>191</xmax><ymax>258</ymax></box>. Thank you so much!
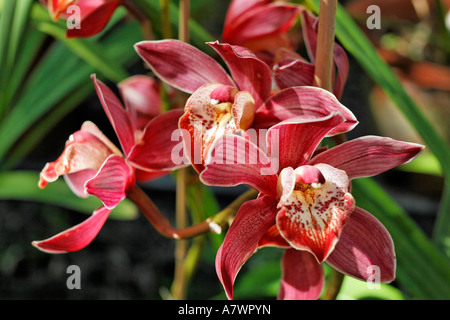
<box><xmin>0</xmin><ymin>3</ymin><xmax>140</xmax><ymax>168</ymax></box>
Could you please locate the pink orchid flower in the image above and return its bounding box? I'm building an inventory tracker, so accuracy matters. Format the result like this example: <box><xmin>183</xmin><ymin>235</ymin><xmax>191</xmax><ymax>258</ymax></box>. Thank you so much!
<box><xmin>34</xmin><ymin>74</ymin><xmax>184</xmax><ymax>253</ymax></box>
<box><xmin>199</xmin><ymin>113</ymin><xmax>424</xmax><ymax>300</ymax></box>
<box><xmin>222</xmin><ymin>0</ymin><xmax>302</xmax><ymax>64</ymax></box>
<box><xmin>273</xmin><ymin>10</ymin><xmax>349</xmax><ymax>99</ymax></box>
<box><xmin>135</xmin><ymin>40</ymin><xmax>357</xmax><ymax>173</ymax></box>
<box><xmin>41</xmin><ymin>0</ymin><xmax>121</xmax><ymax>38</ymax></box>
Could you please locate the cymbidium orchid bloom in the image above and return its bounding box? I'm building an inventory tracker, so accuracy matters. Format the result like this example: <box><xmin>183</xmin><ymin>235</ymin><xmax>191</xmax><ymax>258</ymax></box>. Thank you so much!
<box><xmin>33</xmin><ymin>74</ymin><xmax>184</xmax><ymax>253</ymax></box>
<box><xmin>199</xmin><ymin>113</ymin><xmax>424</xmax><ymax>300</ymax></box>
<box><xmin>135</xmin><ymin>40</ymin><xmax>357</xmax><ymax>173</ymax></box>
<box><xmin>273</xmin><ymin>10</ymin><xmax>349</xmax><ymax>99</ymax></box>
<box><xmin>222</xmin><ymin>0</ymin><xmax>302</xmax><ymax>64</ymax></box>
<box><xmin>41</xmin><ymin>0</ymin><xmax>121</xmax><ymax>38</ymax></box>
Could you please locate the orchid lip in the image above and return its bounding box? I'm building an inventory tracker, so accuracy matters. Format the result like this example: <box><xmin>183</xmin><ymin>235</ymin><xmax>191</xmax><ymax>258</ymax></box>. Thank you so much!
<box><xmin>276</xmin><ymin>164</ymin><xmax>355</xmax><ymax>263</ymax></box>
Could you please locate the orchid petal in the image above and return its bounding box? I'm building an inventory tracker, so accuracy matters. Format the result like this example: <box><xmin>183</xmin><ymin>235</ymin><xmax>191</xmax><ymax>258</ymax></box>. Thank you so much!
<box><xmin>273</xmin><ymin>59</ymin><xmax>315</xmax><ymax>91</ymax></box>
<box><xmin>127</xmin><ymin>109</ymin><xmax>188</xmax><ymax>172</ymax></box>
<box><xmin>134</xmin><ymin>169</ymin><xmax>169</xmax><ymax>183</ymax></box>
<box><xmin>32</xmin><ymin>206</ymin><xmax>111</xmax><ymax>253</ymax></box>
<box><xmin>276</xmin><ymin>164</ymin><xmax>355</xmax><ymax>263</ymax></box>
<box><xmin>278</xmin><ymin>249</ymin><xmax>325</xmax><ymax>300</ymax></box>
<box><xmin>309</xmin><ymin>136</ymin><xmax>424</xmax><ymax>180</ymax></box>
<box><xmin>216</xmin><ymin>195</ymin><xmax>278</xmax><ymax>299</ymax></box>
<box><xmin>135</xmin><ymin>40</ymin><xmax>235</xmax><ymax>94</ymax></box>
<box><xmin>91</xmin><ymin>74</ymin><xmax>135</xmax><ymax>155</ymax></box>
<box><xmin>208</xmin><ymin>41</ymin><xmax>272</xmax><ymax>107</ymax></box>
<box><xmin>254</xmin><ymin>86</ymin><xmax>357</xmax><ymax>135</ymax></box>
<box><xmin>118</xmin><ymin>75</ymin><xmax>162</xmax><ymax>131</ymax></box>
<box><xmin>331</xmin><ymin>42</ymin><xmax>350</xmax><ymax>99</ymax></box>
<box><xmin>200</xmin><ymin>134</ymin><xmax>278</xmax><ymax>197</ymax></box>
<box><xmin>223</xmin><ymin>0</ymin><xmax>271</xmax><ymax>27</ymax></box>
<box><xmin>266</xmin><ymin>113</ymin><xmax>346</xmax><ymax>172</ymax></box>
<box><xmin>64</xmin><ymin>169</ymin><xmax>97</xmax><ymax>198</ymax></box>
<box><xmin>326</xmin><ymin>207</ymin><xmax>396</xmax><ymax>283</ymax></box>
<box><xmin>85</xmin><ymin>155</ymin><xmax>134</xmax><ymax>209</ymax></box>
<box><xmin>223</xmin><ymin>3</ymin><xmax>301</xmax><ymax>48</ymax></box>
<box><xmin>301</xmin><ymin>10</ymin><xmax>319</xmax><ymax>63</ymax></box>
<box><xmin>66</xmin><ymin>0</ymin><xmax>120</xmax><ymax>38</ymax></box>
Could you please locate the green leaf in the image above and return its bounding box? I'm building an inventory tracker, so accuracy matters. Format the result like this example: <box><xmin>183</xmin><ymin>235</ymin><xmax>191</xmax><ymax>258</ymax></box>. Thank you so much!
<box><xmin>186</xmin><ymin>179</ymin><xmax>222</xmax><ymax>251</ymax></box>
<box><xmin>433</xmin><ymin>181</ymin><xmax>450</xmax><ymax>257</ymax></box>
<box><xmin>336</xmin><ymin>275</ymin><xmax>405</xmax><ymax>300</ymax></box>
<box><xmin>352</xmin><ymin>178</ymin><xmax>450</xmax><ymax>299</ymax></box>
<box><xmin>0</xmin><ymin>0</ymin><xmax>17</xmax><ymax>114</ymax></box>
<box><xmin>0</xmin><ymin>171</ymin><xmax>138</xmax><ymax>220</ymax></box>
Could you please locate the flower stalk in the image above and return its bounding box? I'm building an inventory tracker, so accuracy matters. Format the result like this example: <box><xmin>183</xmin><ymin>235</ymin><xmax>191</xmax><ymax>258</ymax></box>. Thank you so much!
<box><xmin>313</xmin><ymin>0</ymin><xmax>346</xmax><ymax>300</ymax></box>
<box><xmin>171</xmin><ymin>0</ymin><xmax>192</xmax><ymax>299</ymax></box>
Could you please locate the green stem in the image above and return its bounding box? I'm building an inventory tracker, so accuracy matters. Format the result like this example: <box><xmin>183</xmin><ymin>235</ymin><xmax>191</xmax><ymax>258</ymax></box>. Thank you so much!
<box><xmin>313</xmin><ymin>0</ymin><xmax>345</xmax><ymax>300</ymax></box>
<box><xmin>171</xmin><ymin>0</ymin><xmax>191</xmax><ymax>299</ymax></box>
<box><xmin>159</xmin><ymin>0</ymin><xmax>172</xmax><ymax>39</ymax></box>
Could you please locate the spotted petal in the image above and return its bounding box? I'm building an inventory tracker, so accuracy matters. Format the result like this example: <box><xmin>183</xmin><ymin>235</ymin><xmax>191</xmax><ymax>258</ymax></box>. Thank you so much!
<box><xmin>276</xmin><ymin>164</ymin><xmax>355</xmax><ymax>263</ymax></box>
<box><xmin>179</xmin><ymin>83</ymin><xmax>255</xmax><ymax>172</ymax></box>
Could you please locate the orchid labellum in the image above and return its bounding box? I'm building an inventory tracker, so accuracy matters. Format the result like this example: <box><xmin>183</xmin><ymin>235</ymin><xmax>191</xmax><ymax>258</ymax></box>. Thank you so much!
<box><xmin>34</xmin><ymin>74</ymin><xmax>184</xmax><ymax>253</ymax></box>
<box><xmin>200</xmin><ymin>113</ymin><xmax>424</xmax><ymax>300</ymax></box>
<box><xmin>135</xmin><ymin>40</ymin><xmax>357</xmax><ymax>173</ymax></box>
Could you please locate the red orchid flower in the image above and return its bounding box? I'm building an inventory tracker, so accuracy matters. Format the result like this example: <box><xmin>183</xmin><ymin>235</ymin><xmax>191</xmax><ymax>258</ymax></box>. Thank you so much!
<box><xmin>33</xmin><ymin>75</ymin><xmax>184</xmax><ymax>253</ymax></box>
<box><xmin>222</xmin><ymin>0</ymin><xmax>302</xmax><ymax>64</ymax></box>
<box><xmin>273</xmin><ymin>10</ymin><xmax>349</xmax><ymax>99</ymax></box>
<box><xmin>199</xmin><ymin>113</ymin><xmax>424</xmax><ymax>300</ymax></box>
<box><xmin>41</xmin><ymin>0</ymin><xmax>121</xmax><ymax>38</ymax></box>
<box><xmin>135</xmin><ymin>40</ymin><xmax>357</xmax><ymax>173</ymax></box>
